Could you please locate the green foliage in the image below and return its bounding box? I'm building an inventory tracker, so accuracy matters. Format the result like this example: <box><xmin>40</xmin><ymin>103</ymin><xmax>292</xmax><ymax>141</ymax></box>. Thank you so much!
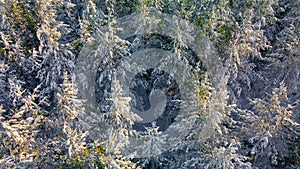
<box><xmin>5</xmin><ymin>0</ymin><xmax>39</xmax><ymax>33</ymax></box>
<box><xmin>2</xmin><ymin>0</ymin><xmax>40</xmax><ymax>58</ymax></box>
<box><xmin>0</xmin><ymin>0</ymin><xmax>299</xmax><ymax>168</ymax></box>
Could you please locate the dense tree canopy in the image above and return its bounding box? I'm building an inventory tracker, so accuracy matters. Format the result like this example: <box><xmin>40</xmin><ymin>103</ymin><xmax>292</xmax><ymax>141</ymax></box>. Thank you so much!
<box><xmin>0</xmin><ymin>0</ymin><xmax>299</xmax><ymax>168</ymax></box>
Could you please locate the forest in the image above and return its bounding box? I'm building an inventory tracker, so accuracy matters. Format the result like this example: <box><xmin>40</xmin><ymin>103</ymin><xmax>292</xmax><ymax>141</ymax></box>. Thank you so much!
<box><xmin>0</xmin><ymin>0</ymin><xmax>299</xmax><ymax>168</ymax></box>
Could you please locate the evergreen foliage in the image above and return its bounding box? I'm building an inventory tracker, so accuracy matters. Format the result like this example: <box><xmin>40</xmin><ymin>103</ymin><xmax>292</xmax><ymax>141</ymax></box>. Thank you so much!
<box><xmin>0</xmin><ymin>0</ymin><xmax>299</xmax><ymax>168</ymax></box>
